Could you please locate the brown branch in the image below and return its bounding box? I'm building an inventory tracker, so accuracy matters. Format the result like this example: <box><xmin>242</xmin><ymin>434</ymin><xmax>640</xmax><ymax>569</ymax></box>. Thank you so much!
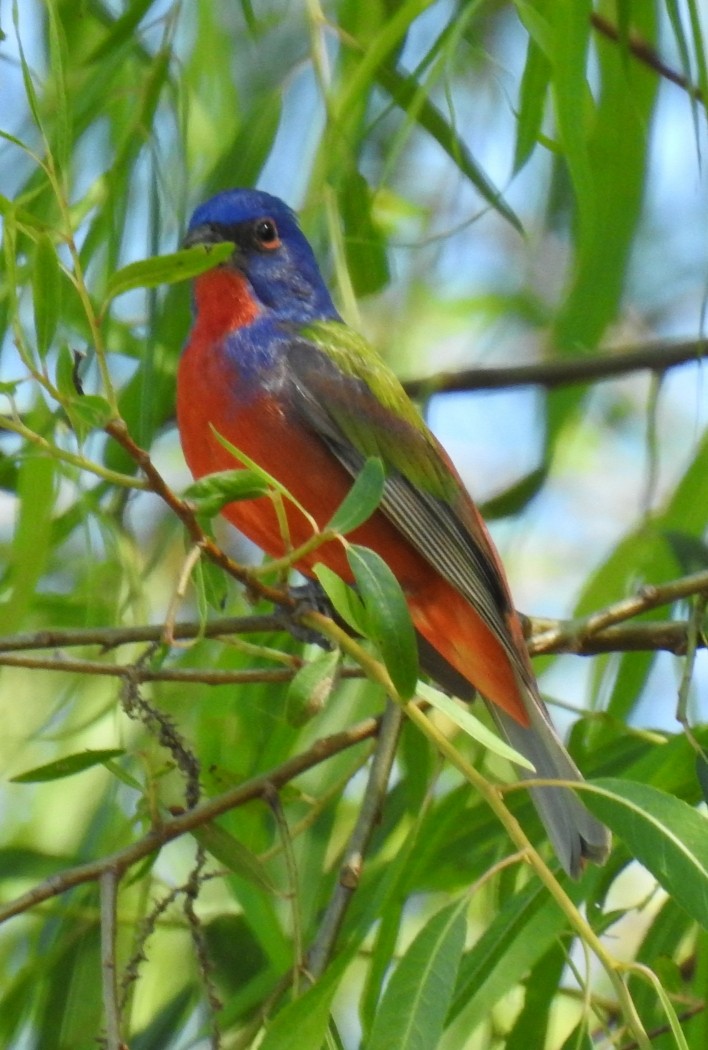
<box><xmin>105</xmin><ymin>419</ymin><xmax>295</xmax><ymax>609</ymax></box>
<box><xmin>0</xmin><ymin>621</ymin><xmax>701</xmax><ymax>685</ymax></box>
<box><xmin>0</xmin><ymin>712</ymin><xmax>382</xmax><ymax>926</ymax></box>
<box><xmin>529</xmin><ymin>569</ymin><xmax>708</xmax><ymax>656</ymax></box>
<box><xmin>591</xmin><ymin>13</ymin><xmax>704</xmax><ymax>105</ymax></box>
<box><xmin>529</xmin><ymin>619</ymin><xmax>705</xmax><ymax>657</ymax></box>
<box><xmin>0</xmin><ymin>614</ymin><xmax>285</xmax><ymax>653</ymax></box>
<box><xmin>306</xmin><ymin>698</ymin><xmax>403</xmax><ymax>979</ymax></box>
<box><xmin>0</xmin><ymin>652</ymin><xmax>302</xmax><ymax>684</ymax></box>
<box><xmin>100</xmin><ymin>868</ymin><xmax>122</xmax><ymax>1050</ymax></box>
<box><xmin>403</xmin><ymin>340</ymin><xmax>706</xmax><ymax>397</ymax></box>
<box><xmin>3</xmin><ymin>566</ymin><xmax>708</xmax><ymax>683</ymax></box>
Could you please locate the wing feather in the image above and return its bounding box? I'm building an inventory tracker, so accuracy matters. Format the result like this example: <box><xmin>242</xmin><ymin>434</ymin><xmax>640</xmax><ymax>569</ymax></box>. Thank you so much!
<box><xmin>283</xmin><ymin>333</ymin><xmax>518</xmax><ymax>662</ymax></box>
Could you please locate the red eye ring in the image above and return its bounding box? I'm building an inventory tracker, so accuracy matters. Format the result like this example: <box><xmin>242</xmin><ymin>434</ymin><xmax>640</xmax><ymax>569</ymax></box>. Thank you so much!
<box><xmin>254</xmin><ymin>218</ymin><xmax>281</xmax><ymax>250</ymax></box>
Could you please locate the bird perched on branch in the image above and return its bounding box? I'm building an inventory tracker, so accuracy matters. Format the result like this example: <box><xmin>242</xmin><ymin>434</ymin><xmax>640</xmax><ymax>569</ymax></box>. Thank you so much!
<box><xmin>177</xmin><ymin>187</ymin><xmax>610</xmax><ymax>877</ymax></box>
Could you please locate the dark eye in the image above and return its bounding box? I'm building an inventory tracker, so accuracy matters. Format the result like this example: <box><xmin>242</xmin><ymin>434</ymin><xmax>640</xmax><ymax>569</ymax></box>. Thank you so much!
<box><xmin>254</xmin><ymin>218</ymin><xmax>281</xmax><ymax>250</ymax></box>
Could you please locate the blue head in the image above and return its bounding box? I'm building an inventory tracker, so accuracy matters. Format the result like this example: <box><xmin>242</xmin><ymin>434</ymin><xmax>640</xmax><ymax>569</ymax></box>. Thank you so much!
<box><xmin>184</xmin><ymin>189</ymin><xmax>339</xmax><ymax>323</ymax></box>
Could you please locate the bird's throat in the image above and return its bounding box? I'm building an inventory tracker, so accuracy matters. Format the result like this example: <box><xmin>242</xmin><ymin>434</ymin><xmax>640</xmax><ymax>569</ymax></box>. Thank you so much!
<box><xmin>193</xmin><ymin>268</ymin><xmax>260</xmax><ymax>338</ymax></box>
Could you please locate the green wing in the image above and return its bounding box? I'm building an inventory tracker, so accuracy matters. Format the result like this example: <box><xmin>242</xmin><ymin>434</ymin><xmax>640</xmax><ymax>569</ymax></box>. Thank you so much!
<box><xmin>285</xmin><ymin>319</ymin><xmax>515</xmax><ymax>652</ymax></box>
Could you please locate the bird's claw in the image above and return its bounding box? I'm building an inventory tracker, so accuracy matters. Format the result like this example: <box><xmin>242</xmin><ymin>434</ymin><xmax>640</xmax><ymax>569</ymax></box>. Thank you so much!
<box><xmin>275</xmin><ymin>580</ymin><xmax>336</xmax><ymax>648</ymax></box>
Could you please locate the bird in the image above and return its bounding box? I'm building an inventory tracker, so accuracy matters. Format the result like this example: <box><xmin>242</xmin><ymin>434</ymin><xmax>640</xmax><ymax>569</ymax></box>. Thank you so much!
<box><xmin>176</xmin><ymin>187</ymin><xmax>610</xmax><ymax>877</ymax></box>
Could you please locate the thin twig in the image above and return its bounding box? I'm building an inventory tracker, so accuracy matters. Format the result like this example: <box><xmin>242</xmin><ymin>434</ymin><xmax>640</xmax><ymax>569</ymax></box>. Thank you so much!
<box><xmin>403</xmin><ymin>339</ymin><xmax>706</xmax><ymax>398</ymax></box>
<box><xmin>100</xmin><ymin>868</ymin><xmax>122</xmax><ymax>1050</ymax></box>
<box><xmin>306</xmin><ymin>698</ymin><xmax>404</xmax><ymax>980</ymax></box>
<box><xmin>0</xmin><ymin>615</ymin><xmax>285</xmax><ymax>653</ymax></box>
<box><xmin>266</xmin><ymin>786</ymin><xmax>305</xmax><ymax>994</ymax></box>
<box><xmin>529</xmin><ymin>569</ymin><xmax>708</xmax><ymax>655</ymax></box>
<box><xmin>104</xmin><ymin>419</ymin><xmax>294</xmax><ymax>609</ymax></box>
<box><xmin>591</xmin><ymin>13</ymin><xmax>704</xmax><ymax>104</ymax></box>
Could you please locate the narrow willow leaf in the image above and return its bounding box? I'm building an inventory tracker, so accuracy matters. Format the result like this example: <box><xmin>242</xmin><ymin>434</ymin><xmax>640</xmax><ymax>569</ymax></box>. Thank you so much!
<box><xmin>55</xmin><ymin>343</ymin><xmax>80</xmax><ymax>399</ymax></box>
<box><xmin>184</xmin><ymin>468</ymin><xmax>271</xmax><ymax>517</ymax></box>
<box><xmin>257</xmin><ymin>949</ymin><xmax>352</xmax><ymax>1050</ymax></box>
<box><xmin>585</xmin><ymin>779</ymin><xmax>708</xmax><ymax>928</ymax></box>
<box><xmin>338</xmin><ymin>170</ymin><xmax>389</xmax><ymax>296</ymax></box>
<box><xmin>697</xmin><ymin>756</ymin><xmax>708</xmax><ymax>806</ymax></box>
<box><xmin>32</xmin><ymin>232</ymin><xmax>61</xmax><ymax>356</ymax></box>
<box><xmin>13</xmin><ymin>4</ymin><xmax>44</xmax><ymax>134</ymax></box>
<box><xmin>368</xmin><ymin>898</ymin><xmax>467</xmax><ymax>1050</ymax></box>
<box><xmin>211</xmin><ymin>426</ymin><xmax>315</xmax><ymax>525</ymax></box>
<box><xmin>45</xmin><ymin>0</ymin><xmax>71</xmax><ymax>173</ymax></box>
<box><xmin>347</xmin><ymin>544</ymin><xmax>418</xmax><ymax>699</ymax></box>
<box><xmin>313</xmin><ymin>563</ymin><xmax>367</xmax><ymax>634</ymax></box>
<box><xmin>449</xmin><ymin>880</ymin><xmax>568</xmax><ymax>1028</ymax></box>
<box><xmin>285</xmin><ymin>648</ymin><xmax>341</xmax><ymax>727</ymax></box>
<box><xmin>11</xmin><ymin>749</ymin><xmax>125</xmax><ymax>783</ymax></box>
<box><xmin>193</xmin><ymin>554</ymin><xmax>228</xmax><ymax>615</ymax></box>
<box><xmin>87</xmin><ymin>0</ymin><xmax>156</xmax><ymax>62</ymax></box>
<box><xmin>514</xmin><ymin>35</ymin><xmax>552</xmax><ymax>173</ymax></box>
<box><xmin>504</xmin><ymin>942</ymin><xmax>566</xmax><ymax>1050</ymax></box>
<box><xmin>481</xmin><ymin>466</ymin><xmax>548</xmax><ymax>520</ymax></box>
<box><xmin>326</xmin><ymin>456</ymin><xmax>385</xmax><ymax>535</ymax></box>
<box><xmin>192</xmin><ymin>823</ymin><xmax>277</xmax><ymax>893</ymax></box>
<box><xmin>103</xmin><ymin>242</ymin><xmax>234</xmax><ymax>302</ymax></box>
<box><xmin>416</xmin><ymin>683</ymin><xmax>533</xmax><ymax>770</ymax></box>
<box><xmin>376</xmin><ymin>64</ymin><xmax>522</xmax><ymax>233</ymax></box>
<box><xmin>66</xmin><ymin>394</ymin><xmax>113</xmax><ymax>439</ymax></box>
<box><xmin>0</xmin><ymin>427</ymin><xmax>55</xmax><ymax>635</ymax></box>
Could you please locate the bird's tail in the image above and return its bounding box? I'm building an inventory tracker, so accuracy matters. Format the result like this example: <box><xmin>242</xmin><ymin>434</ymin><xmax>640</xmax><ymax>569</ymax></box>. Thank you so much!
<box><xmin>490</xmin><ymin>692</ymin><xmax>610</xmax><ymax>878</ymax></box>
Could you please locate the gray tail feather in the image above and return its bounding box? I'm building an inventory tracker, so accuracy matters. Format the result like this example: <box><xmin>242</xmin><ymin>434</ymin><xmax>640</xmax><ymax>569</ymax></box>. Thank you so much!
<box><xmin>416</xmin><ymin>634</ymin><xmax>610</xmax><ymax>876</ymax></box>
<box><xmin>490</xmin><ymin>699</ymin><xmax>610</xmax><ymax>878</ymax></box>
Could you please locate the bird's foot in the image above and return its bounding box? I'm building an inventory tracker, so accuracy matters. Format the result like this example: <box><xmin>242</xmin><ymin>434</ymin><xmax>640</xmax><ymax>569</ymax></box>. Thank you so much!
<box><xmin>275</xmin><ymin>580</ymin><xmax>336</xmax><ymax>648</ymax></box>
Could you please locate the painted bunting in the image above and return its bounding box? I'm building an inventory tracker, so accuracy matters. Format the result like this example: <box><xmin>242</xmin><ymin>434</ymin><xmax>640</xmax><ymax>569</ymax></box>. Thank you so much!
<box><xmin>177</xmin><ymin>188</ymin><xmax>610</xmax><ymax>876</ymax></box>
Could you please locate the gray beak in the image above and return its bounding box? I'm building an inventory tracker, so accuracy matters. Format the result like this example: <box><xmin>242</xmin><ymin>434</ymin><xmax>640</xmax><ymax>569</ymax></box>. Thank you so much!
<box><xmin>182</xmin><ymin>223</ymin><xmax>223</xmax><ymax>249</ymax></box>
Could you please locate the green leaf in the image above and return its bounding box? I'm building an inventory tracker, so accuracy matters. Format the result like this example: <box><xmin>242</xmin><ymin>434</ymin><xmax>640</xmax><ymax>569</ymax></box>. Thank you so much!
<box><xmin>0</xmin><ymin>423</ymin><xmax>55</xmax><ymax>634</ymax></box>
<box><xmin>192</xmin><ymin>823</ymin><xmax>276</xmax><ymax>893</ymax></box>
<box><xmin>416</xmin><ymin>682</ymin><xmax>533</xmax><ymax>770</ymax></box>
<box><xmin>285</xmin><ymin>648</ymin><xmax>341</xmax><ymax>727</ymax></box>
<box><xmin>11</xmin><ymin>749</ymin><xmax>125</xmax><ymax>783</ymax></box>
<box><xmin>347</xmin><ymin>543</ymin><xmax>419</xmax><ymax>699</ymax></box>
<box><xmin>664</xmin><ymin>529</ymin><xmax>708</xmax><ymax>573</ymax></box>
<box><xmin>514</xmin><ymin>34</ymin><xmax>552</xmax><ymax>172</ymax></box>
<box><xmin>481</xmin><ymin>465</ymin><xmax>548</xmax><ymax>520</ymax></box>
<box><xmin>211</xmin><ymin>426</ymin><xmax>315</xmax><ymax>524</ymax></box>
<box><xmin>313</xmin><ymin>562</ymin><xmax>368</xmax><ymax>635</ymax></box>
<box><xmin>193</xmin><ymin>555</ymin><xmax>229</xmax><ymax>613</ymax></box>
<box><xmin>505</xmin><ymin>942</ymin><xmax>566</xmax><ymax>1050</ymax></box>
<box><xmin>376</xmin><ymin>63</ymin><xmax>523</xmax><ymax>233</ymax></box>
<box><xmin>103</xmin><ymin>242</ymin><xmax>234</xmax><ymax>303</ymax></box>
<box><xmin>338</xmin><ymin>169</ymin><xmax>390</xmax><ymax>297</ymax></box>
<box><xmin>449</xmin><ymin>880</ymin><xmax>569</xmax><ymax>1029</ymax></box>
<box><xmin>32</xmin><ymin>232</ymin><xmax>62</xmax><ymax>356</ymax></box>
<box><xmin>585</xmin><ymin>779</ymin><xmax>708</xmax><ymax>928</ymax></box>
<box><xmin>697</xmin><ymin>756</ymin><xmax>708</xmax><ymax>807</ymax></box>
<box><xmin>326</xmin><ymin>457</ymin><xmax>385</xmax><ymax>535</ymax></box>
<box><xmin>184</xmin><ymin>468</ymin><xmax>272</xmax><ymax>517</ymax></box>
<box><xmin>45</xmin><ymin>0</ymin><xmax>71</xmax><ymax>173</ymax></box>
<box><xmin>86</xmin><ymin>0</ymin><xmax>156</xmax><ymax>62</ymax></box>
<box><xmin>367</xmin><ymin>897</ymin><xmax>467</xmax><ymax>1050</ymax></box>
<box><xmin>65</xmin><ymin>394</ymin><xmax>114</xmax><ymax>439</ymax></box>
<box><xmin>258</xmin><ymin>949</ymin><xmax>352</xmax><ymax>1050</ymax></box>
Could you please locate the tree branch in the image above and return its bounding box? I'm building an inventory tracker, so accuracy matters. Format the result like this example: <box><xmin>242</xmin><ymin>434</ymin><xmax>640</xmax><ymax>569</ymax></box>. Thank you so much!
<box><xmin>306</xmin><ymin>698</ymin><xmax>403</xmax><ymax>979</ymax></box>
<box><xmin>105</xmin><ymin>419</ymin><xmax>295</xmax><ymax>609</ymax></box>
<box><xmin>591</xmin><ymin>13</ymin><xmax>704</xmax><ymax>105</ymax></box>
<box><xmin>528</xmin><ymin>569</ymin><xmax>708</xmax><ymax>655</ymax></box>
<box><xmin>403</xmin><ymin>339</ymin><xmax>706</xmax><ymax>397</ymax></box>
<box><xmin>2</xmin><ymin>565</ymin><xmax>707</xmax><ymax>684</ymax></box>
